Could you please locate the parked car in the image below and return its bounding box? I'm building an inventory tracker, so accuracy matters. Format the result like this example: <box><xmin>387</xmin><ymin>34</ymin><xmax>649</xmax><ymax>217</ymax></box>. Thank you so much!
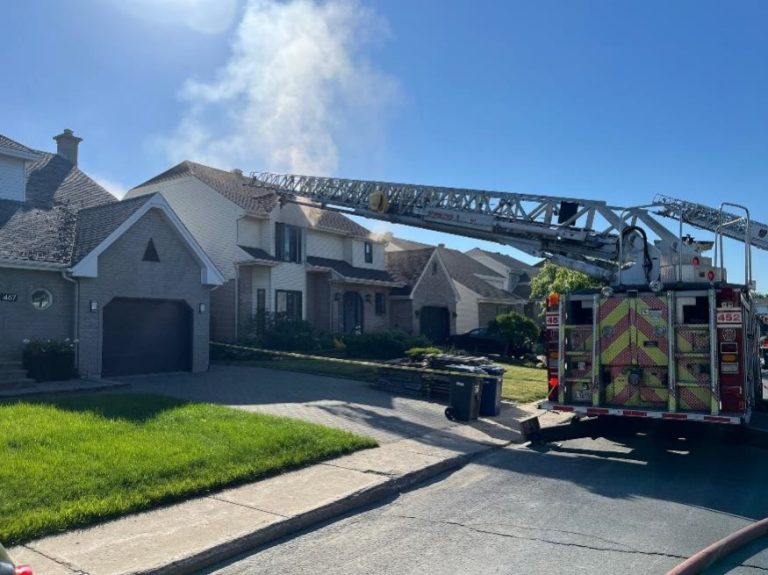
<box><xmin>448</xmin><ymin>327</ymin><xmax>505</xmax><ymax>355</ymax></box>
<box><xmin>0</xmin><ymin>544</ymin><xmax>32</xmax><ymax>575</ymax></box>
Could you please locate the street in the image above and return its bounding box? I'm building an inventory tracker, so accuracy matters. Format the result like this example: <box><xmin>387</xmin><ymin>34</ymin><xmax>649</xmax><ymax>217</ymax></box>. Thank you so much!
<box><xmin>207</xmin><ymin>424</ymin><xmax>768</xmax><ymax>575</ymax></box>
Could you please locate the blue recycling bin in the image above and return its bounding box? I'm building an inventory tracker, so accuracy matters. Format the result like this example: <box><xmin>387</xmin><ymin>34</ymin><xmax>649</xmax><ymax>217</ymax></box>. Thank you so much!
<box><xmin>479</xmin><ymin>376</ymin><xmax>502</xmax><ymax>416</ymax></box>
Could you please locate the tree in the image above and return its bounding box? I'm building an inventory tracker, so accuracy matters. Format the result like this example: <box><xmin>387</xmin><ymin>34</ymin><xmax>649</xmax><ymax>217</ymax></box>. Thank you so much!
<box><xmin>530</xmin><ymin>261</ymin><xmax>600</xmax><ymax>300</ymax></box>
<box><xmin>488</xmin><ymin>311</ymin><xmax>540</xmax><ymax>357</ymax></box>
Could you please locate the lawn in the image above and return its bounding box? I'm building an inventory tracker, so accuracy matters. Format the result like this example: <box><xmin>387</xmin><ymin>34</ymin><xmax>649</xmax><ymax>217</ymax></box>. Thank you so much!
<box><xmin>0</xmin><ymin>393</ymin><xmax>376</xmax><ymax>545</ymax></box>
<box><xmin>496</xmin><ymin>361</ymin><xmax>548</xmax><ymax>404</ymax></box>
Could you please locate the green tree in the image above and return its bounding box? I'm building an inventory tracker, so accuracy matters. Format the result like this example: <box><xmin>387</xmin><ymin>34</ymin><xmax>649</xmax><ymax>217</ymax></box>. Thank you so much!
<box><xmin>530</xmin><ymin>261</ymin><xmax>600</xmax><ymax>300</ymax></box>
<box><xmin>488</xmin><ymin>311</ymin><xmax>540</xmax><ymax>356</ymax></box>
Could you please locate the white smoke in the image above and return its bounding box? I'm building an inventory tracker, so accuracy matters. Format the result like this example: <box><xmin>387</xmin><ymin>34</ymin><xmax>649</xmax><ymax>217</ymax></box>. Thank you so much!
<box><xmin>158</xmin><ymin>0</ymin><xmax>397</xmax><ymax>175</ymax></box>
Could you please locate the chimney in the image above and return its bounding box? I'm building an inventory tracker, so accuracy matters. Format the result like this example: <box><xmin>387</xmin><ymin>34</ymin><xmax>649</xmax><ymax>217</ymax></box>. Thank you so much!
<box><xmin>53</xmin><ymin>129</ymin><xmax>82</xmax><ymax>166</ymax></box>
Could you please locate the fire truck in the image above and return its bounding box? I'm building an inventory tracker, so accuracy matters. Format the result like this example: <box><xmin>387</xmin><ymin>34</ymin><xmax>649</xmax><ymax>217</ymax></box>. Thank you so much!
<box><xmin>251</xmin><ymin>173</ymin><xmax>767</xmax><ymax>426</ymax></box>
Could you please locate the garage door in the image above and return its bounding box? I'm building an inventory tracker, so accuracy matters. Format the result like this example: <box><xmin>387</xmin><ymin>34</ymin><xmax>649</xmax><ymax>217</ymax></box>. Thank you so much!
<box><xmin>102</xmin><ymin>298</ymin><xmax>192</xmax><ymax>377</ymax></box>
<box><xmin>420</xmin><ymin>306</ymin><xmax>450</xmax><ymax>344</ymax></box>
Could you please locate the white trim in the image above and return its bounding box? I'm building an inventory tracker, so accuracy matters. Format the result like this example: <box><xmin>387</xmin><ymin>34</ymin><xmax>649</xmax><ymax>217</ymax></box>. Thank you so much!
<box><xmin>71</xmin><ymin>194</ymin><xmax>225</xmax><ymax>285</ymax></box>
<box><xmin>0</xmin><ymin>146</ymin><xmax>40</xmax><ymax>162</ymax></box>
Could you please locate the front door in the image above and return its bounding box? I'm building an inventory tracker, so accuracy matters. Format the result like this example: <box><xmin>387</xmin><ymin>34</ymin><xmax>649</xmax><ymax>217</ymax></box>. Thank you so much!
<box><xmin>342</xmin><ymin>292</ymin><xmax>363</xmax><ymax>334</ymax></box>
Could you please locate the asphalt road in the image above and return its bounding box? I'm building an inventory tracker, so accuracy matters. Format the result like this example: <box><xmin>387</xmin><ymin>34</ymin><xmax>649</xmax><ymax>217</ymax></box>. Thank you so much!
<box><xmin>207</xmin><ymin>423</ymin><xmax>768</xmax><ymax>575</ymax></box>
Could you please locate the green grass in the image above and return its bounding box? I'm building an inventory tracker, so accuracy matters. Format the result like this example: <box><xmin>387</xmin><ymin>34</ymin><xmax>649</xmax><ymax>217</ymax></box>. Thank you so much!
<box><xmin>0</xmin><ymin>393</ymin><xmax>376</xmax><ymax>545</ymax></box>
<box><xmin>497</xmin><ymin>361</ymin><xmax>548</xmax><ymax>404</ymax></box>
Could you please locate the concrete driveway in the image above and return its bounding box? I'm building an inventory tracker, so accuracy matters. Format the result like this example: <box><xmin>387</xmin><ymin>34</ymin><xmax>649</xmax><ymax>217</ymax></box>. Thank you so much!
<box><xmin>121</xmin><ymin>364</ymin><xmax>541</xmax><ymax>444</ymax></box>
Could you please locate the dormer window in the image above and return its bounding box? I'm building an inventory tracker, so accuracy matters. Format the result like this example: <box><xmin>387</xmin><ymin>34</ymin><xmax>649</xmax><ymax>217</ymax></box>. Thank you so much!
<box><xmin>364</xmin><ymin>241</ymin><xmax>373</xmax><ymax>264</ymax></box>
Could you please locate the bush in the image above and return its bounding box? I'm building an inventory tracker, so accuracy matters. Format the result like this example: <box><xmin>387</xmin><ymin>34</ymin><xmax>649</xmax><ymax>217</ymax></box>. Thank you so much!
<box><xmin>344</xmin><ymin>331</ymin><xmax>430</xmax><ymax>360</ymax></box>
<box><xmin>405</xmin><ymin>346</ymin><xmax>442</xmax><ymax>360</ymax></box>
<box><xmin>22</xmin><ymin>338</ymin><xmax>77</xmax><ymax>382</ymax></box>
<box><xmin>488</xmin><ymin>311</ymin><xmax>540</xmax><ymax>356</ymax></box>
<box><xmin>260</xmin><ymin>318</ymin><xmax>316</xmax><ymax>353</ymax></box>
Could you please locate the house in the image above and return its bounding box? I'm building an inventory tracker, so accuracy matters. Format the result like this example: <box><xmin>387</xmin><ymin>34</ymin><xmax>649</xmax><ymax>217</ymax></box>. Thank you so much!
<box><xmin>464</xmin><ymin>248</ymin><xmax>541</xmax><ymax>319</ymax></box>
<box><xmin>0</xmin><ymin>130</ymin><xmax>223</xmax><ymax>378</ymax></box>
<box><xmin>385</xmin><ymin>240</ymin><xmax>526</xmax><ymax>342</ymax></box>
<box><xmin>126</xmin><ymin>162</ymin><xmax>400</xmax><ymax>341</ymax></box>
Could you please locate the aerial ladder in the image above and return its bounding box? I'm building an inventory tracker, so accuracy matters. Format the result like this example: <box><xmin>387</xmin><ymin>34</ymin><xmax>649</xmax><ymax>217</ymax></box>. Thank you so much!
<box><xmin>251</xmin><ymin>172</ymin><xmax>765</xmax><ymax>425</ymax></box>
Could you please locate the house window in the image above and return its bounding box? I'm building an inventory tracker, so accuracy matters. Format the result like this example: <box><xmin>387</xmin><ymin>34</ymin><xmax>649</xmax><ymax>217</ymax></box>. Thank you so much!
<box><xmin>256</xmin><ymin>288</ymin><xmax>266</xmax><ymax>334</ymax></box>
<box><xmin>275</xmin><ymin>223</ymin><xmax>302</xmax><ymax>263</ymax></box>
<box><xmin>275</xmin><ymin>290</ymin><xmax>302</xmax><ymax>321</ymax></box>
<box><xmin>30</xmin><ymin>289</ymin><xmax>53</xmax><ymax>311</ymax></box>
<box><xmin>375</xmin><ymin>293</ymin><xmax>386</xmax><ymax>315</ymax></box>
<box><xmin>364</xmin><ymin>241</ymin><xmax>373</xmax><ymax>264</ymax></box>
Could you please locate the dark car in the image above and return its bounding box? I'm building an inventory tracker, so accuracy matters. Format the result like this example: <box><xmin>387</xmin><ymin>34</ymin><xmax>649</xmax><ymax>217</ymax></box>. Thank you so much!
<box><xmin>448</xmin><ymin>327</ymin><xmax>508</xmax><ymax>355</ymax></box>
<box><xmin>0</xmin><ymin>544</ymin><xmax>32</xmax><ymax>575</ymax></box>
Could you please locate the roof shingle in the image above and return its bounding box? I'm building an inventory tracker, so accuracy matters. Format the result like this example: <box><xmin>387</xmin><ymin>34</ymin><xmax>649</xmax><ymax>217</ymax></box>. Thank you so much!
<box><xmin>307</xmin><ymin>256</ymin><xmax>397</xmax><ymax>284</ymax></box>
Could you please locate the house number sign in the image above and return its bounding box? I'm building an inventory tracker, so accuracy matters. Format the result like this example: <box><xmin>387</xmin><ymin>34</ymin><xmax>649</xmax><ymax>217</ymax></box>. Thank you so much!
<box><xmin>0</xmin><ymin>293</ymin><xmax>18</xmax><ymax>302</ymax></box>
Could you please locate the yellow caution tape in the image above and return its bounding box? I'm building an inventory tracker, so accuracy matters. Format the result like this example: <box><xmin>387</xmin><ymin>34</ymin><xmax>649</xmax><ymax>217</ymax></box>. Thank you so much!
<box><xmin>210</xmin><ymin>341</ymin><xmax>501</xmax><ymax>380</ymax></box>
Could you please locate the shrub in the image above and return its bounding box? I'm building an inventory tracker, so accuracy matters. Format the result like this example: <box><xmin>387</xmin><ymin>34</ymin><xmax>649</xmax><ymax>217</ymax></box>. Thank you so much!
<box><xmin>22</xmin><ymin>338</ymin><xmax>77</xmax><ymax>382</ymax></box>
<box><xmin>260</xmin><ymin>318</ymin><xmax>316</xmax><ymax>352</ymax></box>
<box><xmin>344</xmin><ymin>331</ymin><xmax>430</xmax><ymax>360</ymax></box>
<box><xmin>488</xmin><ymin>311</ymin><xmax>540</xmax><ymax>357</ymax></box>
<box><xmin>405</xmin><ymin>346</ymin><xmax>442</xmax><ymax>360</ymax></box>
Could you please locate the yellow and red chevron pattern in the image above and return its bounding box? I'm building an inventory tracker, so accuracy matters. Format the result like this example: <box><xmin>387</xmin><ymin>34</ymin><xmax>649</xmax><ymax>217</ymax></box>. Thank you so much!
<box><xmin>676</xmin><ymin>385</ymin><xmax>711</xmax><ymax>412</ymax></box>
<box><xmin>599</xmin><ymin>295</ymin><xmax>668</xmax><ymax>368</ymax></box>
<box><xmin>676</xmin><ymin>328</ymin><xmax>710</xmax><ymax>354</ymax></box>
<box><xmin>676</xmin><ymin>359</ymin><xmax>711</xmax><ymax>385</ymax></box>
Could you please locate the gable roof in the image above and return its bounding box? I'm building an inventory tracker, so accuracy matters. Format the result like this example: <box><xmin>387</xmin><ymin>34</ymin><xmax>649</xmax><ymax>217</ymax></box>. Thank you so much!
<box><xmin>71</xmin><ymin>193</ymin><xmax>224</xmax><ymax>285</ymax></box>
<box><xmin>465</xmin><ymin>248</ymin><xmax>539</xmax><ymax>275</ymax></box>
<box><xmin>385</xmin><ymin>242</ymin><xmax>523</xmax><ymax>301</ymax></box>
<box><xmin>133</xmin><ymin>160</ymin><xmax>373</xmax><ymax>238</ymax></box>
<box><xmin>0</xmin><ymin>148</ymin><xmax>117</xmax><ymax>266</ymax></box>
<box><xmin>71</xmin><ymin>195</ymin><xmax>152</xmax><ymax>265</ymax></box>
<box><xmin>134</xmin><ymin>161</ymin><xmax>278</xmax><ymax>215</ymax></box>
<box><xmin>306</xmin><ymin>256</ymin><xmax>398</xmax><ymax>285</ymax></box>
<box><xmin>385</xmin><ymin>236</ymin><xmax>432</xmax><ymax>251</ymax></box>
<box><xmin>386</xmin><ymin>247</ymin><xmax>435</xmax><ymax>296</ymax></box>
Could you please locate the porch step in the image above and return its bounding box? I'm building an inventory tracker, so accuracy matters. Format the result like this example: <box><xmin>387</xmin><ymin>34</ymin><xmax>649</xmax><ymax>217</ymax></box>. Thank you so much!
<box><xmin>0</xmin><ymin>378</ymin><xmax>37</xmax><ymax>390</ymax></box>
<box><xmin>0</xmin><ymin>360</ymin><xmax>23</xmax><ymax>370</ymax></box>
<box><xmin>0</xmin><ymin>369</ymin><xmax>30</xmax><ymax>381</ymax></box>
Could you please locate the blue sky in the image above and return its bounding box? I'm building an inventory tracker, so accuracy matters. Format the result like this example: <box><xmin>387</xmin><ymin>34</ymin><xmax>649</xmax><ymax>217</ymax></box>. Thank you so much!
<box><xmin>2</xmin><ymin>0</ymin><xmax>767</xmax><ymax>288</ymax></box>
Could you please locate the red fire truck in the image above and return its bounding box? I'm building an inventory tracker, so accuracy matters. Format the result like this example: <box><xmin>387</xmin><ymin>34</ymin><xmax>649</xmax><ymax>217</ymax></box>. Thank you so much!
<box><xmin>251</xmin><ymin>173</ymin><xmax>767</xmax><ymax>426</ymax></box>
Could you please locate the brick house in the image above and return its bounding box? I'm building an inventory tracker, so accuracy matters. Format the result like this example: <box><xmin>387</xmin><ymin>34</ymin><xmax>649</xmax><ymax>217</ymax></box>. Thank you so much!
<box><xmin>0</xmin><ymin>130</ymin><xmax>223</xmax><ymax>378</ymax></box>
<box><xmin>127</xmin><ymin>162</ymin><xmax>400</xmax><ymax>341</ymax></box>
<box><xmin>385</xmin><ymin>238</ymin><xmax>526</xmax><ymax>342</ymax></box>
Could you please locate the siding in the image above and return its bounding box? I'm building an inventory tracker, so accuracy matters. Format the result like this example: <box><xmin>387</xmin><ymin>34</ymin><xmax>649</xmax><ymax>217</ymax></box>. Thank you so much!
<box><xmin>306</xmin><ymin>229</ymin><xmax>344</xmax><ymax>260</ymax></box>
<box><xmin>454</xmin><ymin>282</ymin><xmax>480</xmax><ymax>334</ymax></box>
<box><xmin>0</xmin><ymin>269</ymin><xmax>74</xmax><ymax>358</ymax></box>
<box><xmin>0</xmin><ymin>155</ymin><xmax>27</xmax><ymax>202</ymax></box>
<box><xmin>271</xmin><ymin>263</ymin><xmax>306</xmax><ymax>319</ymax></box>
<box><xmin>127</xmin><ymin>176</ymin><xmax>244</xmax><ymax>280</ymax></box>
<box><xmin>77</xmin><ymin>208</ymin><xmax>211</xmax><ymax>377</ymax></box>
<box><xmin>349</xmin><ymin>238</ymin><xmax>385</xmax><ymax>268</ymax></box>
<box><xmin>237</xmin><ymin>216</ymin><xmax>264</xmax><ymax>248</ymax></box>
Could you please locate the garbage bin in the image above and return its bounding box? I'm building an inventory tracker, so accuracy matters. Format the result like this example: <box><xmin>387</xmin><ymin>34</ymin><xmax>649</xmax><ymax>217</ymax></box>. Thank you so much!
<box><xmin>446</xmin><ymin>377</ymin><xmax>482</xmax><ymax>421</ymax></box>
<box><xmin>479</xmin><ymin>376</ymin><xmax>502</xmax><ymax>416</ymax></box>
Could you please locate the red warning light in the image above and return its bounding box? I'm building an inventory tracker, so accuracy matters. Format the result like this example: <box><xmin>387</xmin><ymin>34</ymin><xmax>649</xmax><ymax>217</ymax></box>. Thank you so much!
<box><xmin>707</xmin><ymin>270</ymin><xmax>715</xmax><ymax>281</ymax></box>
<box><xmin>692</xmin><ymin>257</ymin><xmax>700</xmax><ymax>266</ymax></box>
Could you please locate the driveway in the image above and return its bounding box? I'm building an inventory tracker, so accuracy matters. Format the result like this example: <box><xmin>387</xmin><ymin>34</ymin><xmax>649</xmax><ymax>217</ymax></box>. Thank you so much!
<box><xmin>121</xmin><ymin>364</ymin><xmax>540</xmax><ymax>444</ymax></box>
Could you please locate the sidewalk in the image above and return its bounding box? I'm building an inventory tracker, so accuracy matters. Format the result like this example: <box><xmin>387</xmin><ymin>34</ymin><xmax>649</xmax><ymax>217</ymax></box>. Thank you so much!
<box><xmin>9</xmin><ymin>400</ymin><xmax>561</xmax><ymax>575</ymax></box>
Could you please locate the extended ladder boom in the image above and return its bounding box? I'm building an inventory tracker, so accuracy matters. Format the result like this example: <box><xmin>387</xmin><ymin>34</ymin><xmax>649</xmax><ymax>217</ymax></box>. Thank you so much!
<box><xmin>655</xmin><ymin>194</ymin><xmax>768</xmax><ymax>251</ymax></box>
<box><xmin>252</xmin><ymin>172</ymin><xmax>678</xmax><ymax>284</ymax></box>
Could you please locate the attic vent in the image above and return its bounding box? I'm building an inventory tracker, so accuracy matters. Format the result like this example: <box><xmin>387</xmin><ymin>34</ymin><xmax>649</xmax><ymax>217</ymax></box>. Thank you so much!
<box><xmin>143</xmin><ymin>239</ymin><xmax>160</xmax><ymax>262</ymax></box>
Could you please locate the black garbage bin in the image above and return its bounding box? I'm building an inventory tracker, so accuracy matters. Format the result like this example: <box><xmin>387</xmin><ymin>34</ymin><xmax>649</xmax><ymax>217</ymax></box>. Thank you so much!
<box><xmin>479</xmin><ymin>376</ymin><xmax>502</xmax><ymax>416</ymax></box>
<box><xmin>446</xmin><ymin>378</ymin><xmax>482</xmax><ymax>421</ymax></box>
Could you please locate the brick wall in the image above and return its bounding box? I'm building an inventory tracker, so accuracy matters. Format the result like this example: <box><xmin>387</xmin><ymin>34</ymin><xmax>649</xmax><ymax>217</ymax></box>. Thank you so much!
<box><xmin>389</xmin><ymin>299</ymin><xmax>414</xmax><ymax>334</ymax></box>
<box><xmin>77</xmin><ymin>208</ymin><xmax>211</xmax><ymax>377</ymax></box>
<box><xmin>0</xmin><ymin>268</ymin><xmax>74</xmax><ymax>358</ymax></box>
<box><xmin>411</xmin><ymin>255</ymin><xmax>457</xmax><ymax>336</ymax></box>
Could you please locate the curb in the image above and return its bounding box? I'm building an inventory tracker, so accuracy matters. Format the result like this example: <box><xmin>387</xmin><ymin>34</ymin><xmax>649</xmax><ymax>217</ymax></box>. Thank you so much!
<box><xmin>140</xmin><ymin>446</ymin><xmax>491</xmax><ymax>575</ymax></box>
<box><xmin>667</xmin><ymin>517</ymin><xmax>768</xmax><ymax>575</ymax></box>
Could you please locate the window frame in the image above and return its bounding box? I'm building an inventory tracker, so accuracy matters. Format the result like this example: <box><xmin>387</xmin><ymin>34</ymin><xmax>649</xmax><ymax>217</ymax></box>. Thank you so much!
<box><xmin>364</xmin><ymin>241</ymin><xmax>373</xmax><ymax>264</ymax></box>
<box><xmin>275</xmin><ymin>289</ymin><xmax>303</xmax><ymax>321</ymax></box>
<box><xmin>275</xmin><ymin>223</ymin><xmax>302</xmax><ymax>263</ymax></box>
<box><xmin>374</xmin><ymin>293</ymin><xmax>386</xmax><ymax>315</ymax></box>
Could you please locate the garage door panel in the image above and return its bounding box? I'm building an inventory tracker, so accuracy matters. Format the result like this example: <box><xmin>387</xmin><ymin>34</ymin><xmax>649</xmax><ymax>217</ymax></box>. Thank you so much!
<box><xmin>103</xmin><ymin>298</ymin><xmax>192</xmax><ymax>377</ymax></box>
